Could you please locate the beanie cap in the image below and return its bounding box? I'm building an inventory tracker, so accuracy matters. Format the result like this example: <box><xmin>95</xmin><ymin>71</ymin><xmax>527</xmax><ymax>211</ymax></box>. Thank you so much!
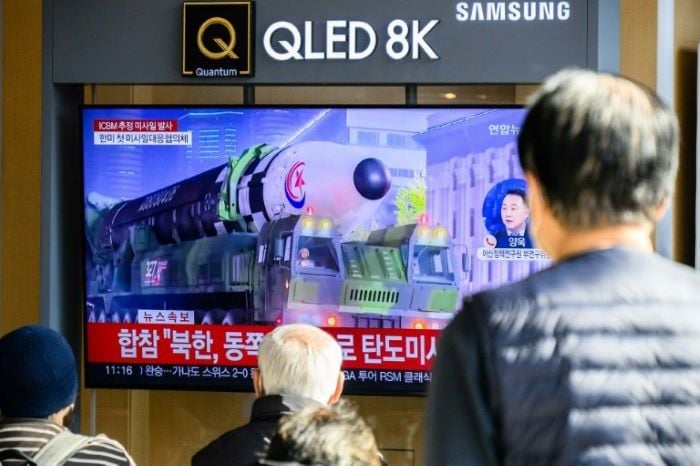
<box><xmin>0</xmin><ymin>325</ymin><xmax>78</xmax><ymax>418</ymax></box>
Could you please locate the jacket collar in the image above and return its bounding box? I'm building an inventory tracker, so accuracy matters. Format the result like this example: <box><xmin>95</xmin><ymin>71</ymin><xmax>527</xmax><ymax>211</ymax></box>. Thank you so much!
<box><xmin>250</xmin><ymin>394</ymin><xmax>324</xmax><ymax>422</ymax></box>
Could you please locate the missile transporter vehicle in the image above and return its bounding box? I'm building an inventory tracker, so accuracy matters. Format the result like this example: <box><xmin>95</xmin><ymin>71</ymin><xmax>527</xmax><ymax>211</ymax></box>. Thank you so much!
<box><xmin>85</xmin><ymin>142</ymin><xmax>461</xmax><ymax>329</ymax></box>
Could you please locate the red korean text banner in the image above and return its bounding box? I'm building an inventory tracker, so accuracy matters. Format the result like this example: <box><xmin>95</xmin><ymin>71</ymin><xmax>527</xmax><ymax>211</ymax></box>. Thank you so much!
<box><xmin>87</xmin><ymin>324</ymin><xmax>440</xmax><ymax>371</ymax></box>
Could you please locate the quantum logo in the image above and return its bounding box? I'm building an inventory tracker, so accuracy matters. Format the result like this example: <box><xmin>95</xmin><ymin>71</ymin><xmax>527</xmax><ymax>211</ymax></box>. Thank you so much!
<box><xmin>197</xmin><ymin>17</ymin><xmax>239</xmax><ymax>60</ymax></box>
<box><xmin>285</xmin><ymin>161</ymin><xmax>306</xmax><ymax>209</ymax></box>
<box><xmin>182</xmin><ymin>2</ymin><xmax>255</xmax><ymax>77</ymax></box>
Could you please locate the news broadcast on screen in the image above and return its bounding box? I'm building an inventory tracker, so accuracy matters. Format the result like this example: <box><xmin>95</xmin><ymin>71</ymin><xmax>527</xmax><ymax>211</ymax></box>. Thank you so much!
<box><xmin>82</xmin><ymin>106</ymin><xmax>550</xmax><ymax>393</ymax></box>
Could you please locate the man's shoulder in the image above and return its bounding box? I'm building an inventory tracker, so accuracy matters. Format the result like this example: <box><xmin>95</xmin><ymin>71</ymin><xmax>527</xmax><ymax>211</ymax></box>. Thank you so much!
<box><xmin>203</xmin><ymin>420</ymin><xmax>267</xmax><ymax>445</ymax></box>
<box><xmin>0</xmin><ymin>421</ymin><xmax>133</xmax><ymax>466</ymax></box>
<box><xmin>192</xmin><ymin>420</ymin><xmax>278</xmax><ymax>466</ymax></box>
<box><xmin>191</xmin><ymin>395</ymin><xmax>320</xmax><ymax>466</ymax></box>
<box><xmin>445</xmin><ymin>248</ymin><xmax>700</xmax><ymax>353</ymax></box>
<box><xmin>493</xmin><ymin>229</ymin><xmax>508</xmax><ymax>242</ymax></box>
<box><xmin>81</xmin><ymin>434</ymin><xmax>131</xmax><ymax>451</ymax></box>
<box><xmin>459</xmin><ymin>248</ymin><xmax>700</xmax><ymax>319</ymax></box>
<box><xmin>69</xmin><ymin>434</ymin><xmax>134</xmax><ymax>465</ymax></box>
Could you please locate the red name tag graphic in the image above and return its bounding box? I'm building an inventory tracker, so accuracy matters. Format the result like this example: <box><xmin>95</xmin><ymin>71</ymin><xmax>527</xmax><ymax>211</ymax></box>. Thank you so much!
<box><xmin>87</xmin><ymin>324</ymin><xmax>440</xmax><ymax>371</ymax></box>
<box><xmin>93</xmin><ymin>119</ymin><xmax>178</xmax><ymax>132</ymax></box>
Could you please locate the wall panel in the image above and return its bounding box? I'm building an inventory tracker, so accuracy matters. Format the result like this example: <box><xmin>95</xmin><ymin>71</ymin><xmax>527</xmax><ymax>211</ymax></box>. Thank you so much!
<box><xmin>1</xmin><ymin>0</ymin><xmax>42</xmax><ymax>330</ymax></box>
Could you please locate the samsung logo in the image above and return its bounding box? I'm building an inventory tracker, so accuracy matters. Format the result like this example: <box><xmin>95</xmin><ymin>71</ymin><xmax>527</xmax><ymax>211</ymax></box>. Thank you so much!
<box><xmin>456</xmin><ymin>1</ymin><xmax>571</xmax><ymax>22</ymax></box>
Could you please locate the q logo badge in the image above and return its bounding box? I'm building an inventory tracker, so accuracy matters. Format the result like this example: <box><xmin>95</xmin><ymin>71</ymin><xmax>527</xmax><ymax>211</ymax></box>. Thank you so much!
<box><xmin>182</xmin><ymin>2</ymin><xmax>255</xmax><ymax>77</ymax></box>
<box><xmin>197</xmin><ymin>17</ymin><xmax>238</xmax><ymax>59</ymax></box>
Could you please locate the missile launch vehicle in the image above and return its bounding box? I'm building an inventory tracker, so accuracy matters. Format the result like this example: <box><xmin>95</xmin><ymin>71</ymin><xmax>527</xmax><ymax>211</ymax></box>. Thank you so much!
<box><xmin>85</xmin><ymin>141</ymin><xmax>462</xmax><ymax>329</ymax></box>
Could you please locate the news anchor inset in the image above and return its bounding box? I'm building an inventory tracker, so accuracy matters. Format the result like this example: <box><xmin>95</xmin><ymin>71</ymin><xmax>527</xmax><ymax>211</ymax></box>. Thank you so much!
<box><xmin>482</xmin><ymin>179</ymin><xmax>533</xmax><ymax>249</ymax></box>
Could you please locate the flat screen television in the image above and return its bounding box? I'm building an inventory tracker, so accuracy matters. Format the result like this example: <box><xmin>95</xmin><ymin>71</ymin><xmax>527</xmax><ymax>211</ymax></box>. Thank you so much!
<box><xmin>82</xmin><ymin>105</ymin><xmax>550</xmax><ymax>394</ymax></box>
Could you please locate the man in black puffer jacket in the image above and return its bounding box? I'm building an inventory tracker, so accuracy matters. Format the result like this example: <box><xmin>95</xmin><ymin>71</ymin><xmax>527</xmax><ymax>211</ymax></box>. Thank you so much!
<box><xmin>426</xmin><ymin>69</ymin><xmax>700</xmax><ymax>466</ymax></box>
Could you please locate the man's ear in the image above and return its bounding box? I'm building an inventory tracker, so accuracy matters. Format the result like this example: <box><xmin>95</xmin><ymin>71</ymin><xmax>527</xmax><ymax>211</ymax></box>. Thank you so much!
<box><xmin>328</xmin><ymin>371</ymin><xmax>345</xmax><ymax>405</ymax></box>
<box><xmin>653</xmin><ymin>196</ymin><xmax>671</xmax><ymax>221</ymax></box>
<box><xmin>253</xmin><ymin>368</ymin><xmax>265</xmax><ymax>398</ymax></box>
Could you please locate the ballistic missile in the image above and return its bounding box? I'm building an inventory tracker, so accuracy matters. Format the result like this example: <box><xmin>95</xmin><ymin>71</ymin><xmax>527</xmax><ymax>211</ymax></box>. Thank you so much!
<box><xmin>91</xmin><ymin>141</ymin><xmax>392</xmax><ymax>252</ymax></box>
<box><xmin>234</xmin><ymin>141</ymin><xmax>391</xmax><ymax>233</ymax></box>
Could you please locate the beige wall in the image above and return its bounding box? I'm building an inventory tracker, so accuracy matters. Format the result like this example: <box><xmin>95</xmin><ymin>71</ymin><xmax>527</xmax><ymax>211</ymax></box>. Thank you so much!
<box><xmin>1</xmin><ymin>1</ymin><xmax>41</xmax><ymax>330</ymax></box>
<box><xmin>620</xmin><ymin>0</ymin><xmax>700</xmax><ymax>265</ymax></box>
<box><xmin>3</xmin><ymin>2</ymin><xmax>698</xmax><ymax>465</ymax></box>
<box><xmin>620</xmin><ymin>0</ymin><xmax>658</xmax><ymax>90</ymax></box>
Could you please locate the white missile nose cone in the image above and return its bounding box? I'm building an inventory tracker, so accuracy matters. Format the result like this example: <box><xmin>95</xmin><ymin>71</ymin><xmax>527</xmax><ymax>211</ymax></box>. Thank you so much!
<box><xmin>353</xmin><ymin>158</ymin><xmax>392</xmax><ymax>200</ymax></box>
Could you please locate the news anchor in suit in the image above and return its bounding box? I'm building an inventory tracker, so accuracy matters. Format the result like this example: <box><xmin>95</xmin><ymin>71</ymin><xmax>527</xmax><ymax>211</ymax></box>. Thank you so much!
<box><xmin>494</xmin><ymin>188</ymin><xmax>533</xmax><ymax>248</ymax></box>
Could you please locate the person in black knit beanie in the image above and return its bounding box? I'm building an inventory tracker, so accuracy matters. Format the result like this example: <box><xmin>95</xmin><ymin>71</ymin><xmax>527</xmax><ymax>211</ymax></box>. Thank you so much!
<box><xmin>0</xmin><ymin>325</ymin><xmax>135</xmax><ymax>465</ymax></box>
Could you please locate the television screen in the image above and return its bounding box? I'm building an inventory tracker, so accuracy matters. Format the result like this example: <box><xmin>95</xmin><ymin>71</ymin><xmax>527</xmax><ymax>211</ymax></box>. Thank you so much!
<box><xmin>82</xmin><ymin>106</ymin><xmax>550</xmax><ymax>393</ymax></box>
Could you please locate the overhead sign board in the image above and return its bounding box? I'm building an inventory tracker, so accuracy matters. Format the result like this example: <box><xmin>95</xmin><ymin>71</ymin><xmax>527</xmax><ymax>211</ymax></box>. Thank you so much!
<box><xmin>53</xmin><ymin>0</ymin><xmax>598</xmax><ymax>84</ymax></box>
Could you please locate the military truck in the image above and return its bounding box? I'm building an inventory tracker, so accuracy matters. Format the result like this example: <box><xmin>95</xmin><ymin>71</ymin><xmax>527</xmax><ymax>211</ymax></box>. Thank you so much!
<box><xmin>85</xmin><ymin>143</ymin><xmax>461</xmax><ymax>329</ymax></box>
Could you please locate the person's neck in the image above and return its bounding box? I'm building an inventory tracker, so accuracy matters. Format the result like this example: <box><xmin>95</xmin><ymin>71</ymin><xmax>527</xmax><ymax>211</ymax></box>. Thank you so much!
<box><xmin>551</xmin><ymin>223</ymin><xmax>654</xmax><ymax>262</ymax></box>
<box><xmin>46</xmin><ymin>404</ymin><xmax>73</xmax><ymax>427</ymax></box>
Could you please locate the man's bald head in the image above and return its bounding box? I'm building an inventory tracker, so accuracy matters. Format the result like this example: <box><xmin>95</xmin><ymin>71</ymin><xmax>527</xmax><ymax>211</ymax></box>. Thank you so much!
<box><xmin>256</xmin><ymin>324</ymin><xmax>343</xmax><ymax>404</ymax></box>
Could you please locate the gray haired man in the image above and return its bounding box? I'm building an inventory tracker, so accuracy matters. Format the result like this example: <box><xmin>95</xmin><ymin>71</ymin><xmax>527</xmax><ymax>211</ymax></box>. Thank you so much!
<box><xmin>426</xmin><ymin>69</ymin><xmax>700</xmax><ymax>465</ymax></box>
<box><xmin>192</xmin><ymin>323</ymin><xmax>344</xmax><ymax>466</ymax></box>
